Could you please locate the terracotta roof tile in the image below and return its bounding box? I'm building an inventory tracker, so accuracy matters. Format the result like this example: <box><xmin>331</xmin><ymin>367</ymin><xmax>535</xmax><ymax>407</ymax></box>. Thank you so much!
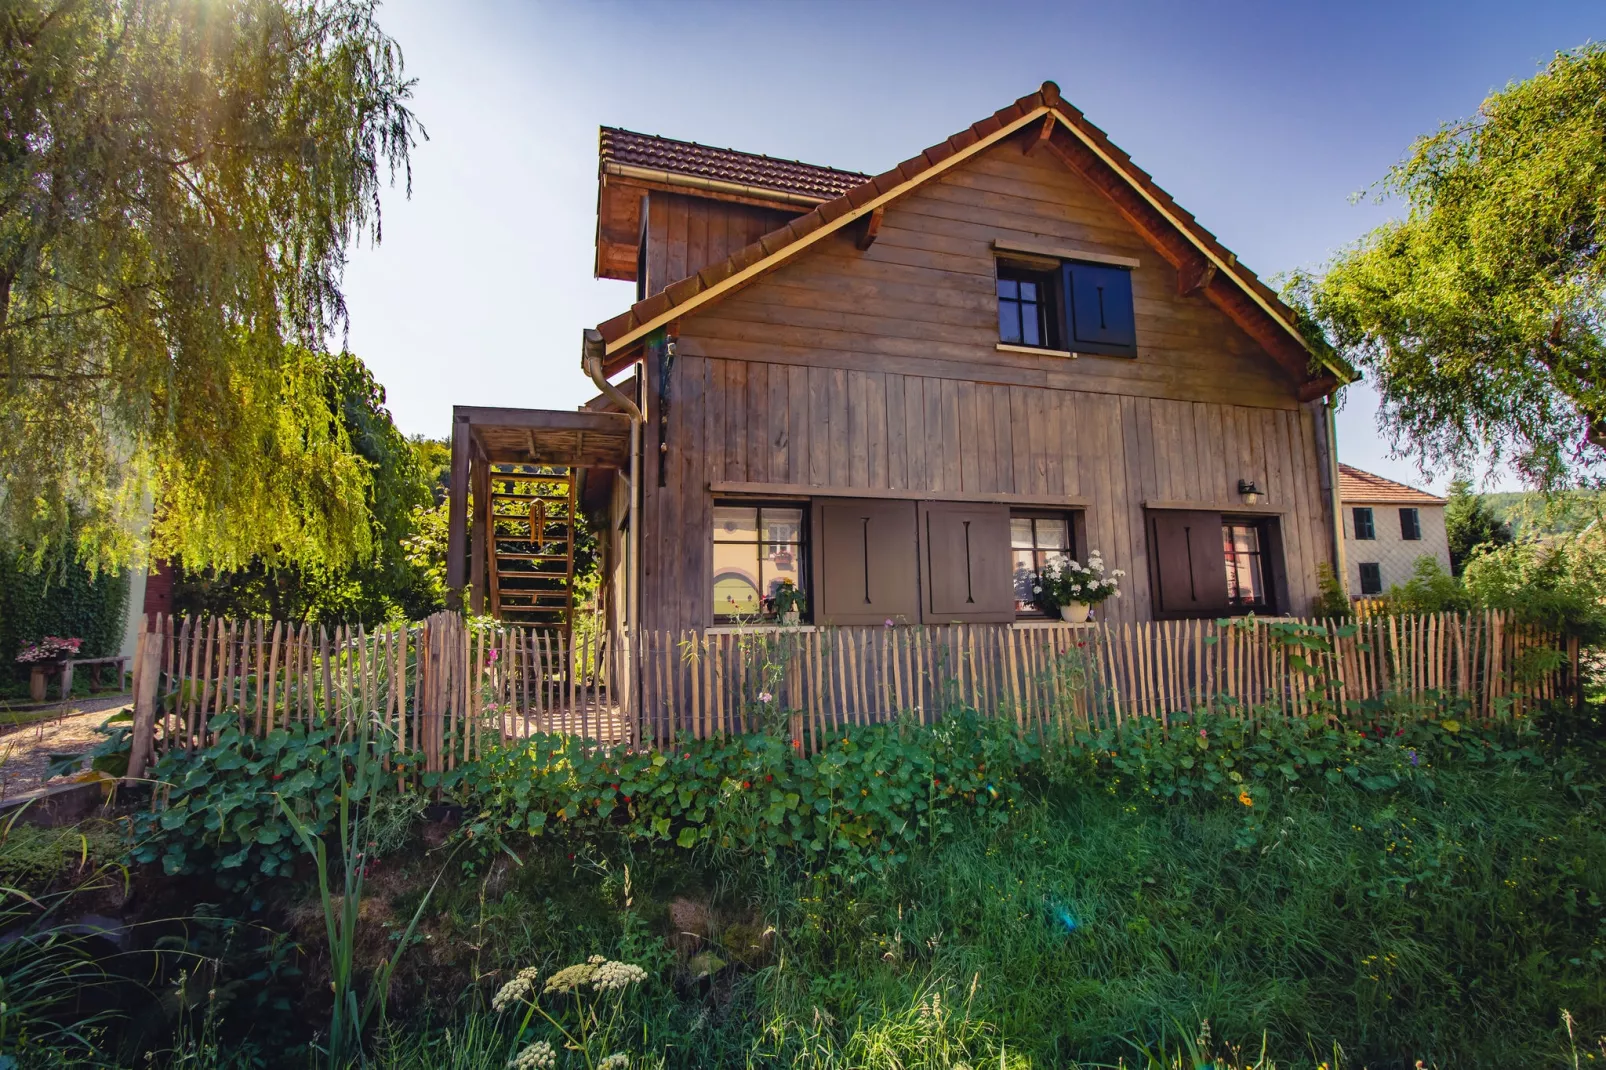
<box><xmin>1338</xmin><ymin>464</ymin><xmax>1446</xmax><ymax>505</ymax></box>
<box><xmin>599</xmin><ymin>127</ymin><xmax>867</xmax><ymax>202</ymax></box>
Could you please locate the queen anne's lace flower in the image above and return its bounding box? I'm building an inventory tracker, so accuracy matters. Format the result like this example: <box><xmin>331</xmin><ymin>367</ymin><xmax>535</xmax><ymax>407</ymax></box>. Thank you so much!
<box><xmin>492</xmin><ymin>967</ymin><xmax>541</xmax><ymax>1012</ymax></box>
<box><xmin>598</xmin><ymin>1055</ymin><xmax>630</xmax><ymax>1070</ymax></box>
<box><xmin>544</xmin><ymin>961</ymin><xmax>598</xmax><ymax>994</ymax></box>
<box><xmin>509</xmin><ymin>1040</ymin><xmax>556</xmax><ymax>1070</ymax></box>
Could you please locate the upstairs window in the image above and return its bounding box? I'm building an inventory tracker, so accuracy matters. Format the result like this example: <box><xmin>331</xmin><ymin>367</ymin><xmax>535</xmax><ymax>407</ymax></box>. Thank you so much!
<box><xmin>996</xmin><ymin>266</ymin><xmax>1058</xmax><ymax>349</ymax></box>
<box><xmin>1399</xmin><ymin>507</ymin><xmax>1422</xmax><ymax>540</ymax></box>
<box><xmin>1352</xmin><ymin>507</ymin><xmax>1376</xmax><ymax>540</ymax></box>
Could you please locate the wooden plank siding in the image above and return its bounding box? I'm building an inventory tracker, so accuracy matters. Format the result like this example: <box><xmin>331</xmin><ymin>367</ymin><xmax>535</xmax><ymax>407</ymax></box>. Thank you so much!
<box><xmin>634</xmin><ymin>133</ymin><xmax>1336</xmax><ymax>632</ymax></box>
<box><xmin>642</xmin><ymin>192</ymin><xmax>797</xmax><ymax>298</ymax></box>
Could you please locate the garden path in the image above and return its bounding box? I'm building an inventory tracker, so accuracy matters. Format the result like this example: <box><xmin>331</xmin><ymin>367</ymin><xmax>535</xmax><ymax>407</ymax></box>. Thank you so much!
<box><xmin>0</xmin><ymin>696</ymin><xmax>130</xmax><ymax>798</ymax></box>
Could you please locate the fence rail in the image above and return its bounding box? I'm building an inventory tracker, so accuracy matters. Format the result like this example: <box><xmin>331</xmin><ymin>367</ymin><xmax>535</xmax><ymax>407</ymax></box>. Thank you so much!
<box><xmin>128</xmin><ymin>609</ymin><xmax>1574</xmax><ymax>781</ymax></box>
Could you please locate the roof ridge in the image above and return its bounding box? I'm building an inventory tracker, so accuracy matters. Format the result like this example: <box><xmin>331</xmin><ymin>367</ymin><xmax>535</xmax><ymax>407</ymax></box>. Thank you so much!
<box><xmin>1337</xmin><ymin>463</ymin><xmax>1446</xmax><ymax>504</ymax></box>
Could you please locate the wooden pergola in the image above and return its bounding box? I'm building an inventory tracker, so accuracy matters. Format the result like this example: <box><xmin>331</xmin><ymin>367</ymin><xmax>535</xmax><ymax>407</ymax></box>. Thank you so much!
<box><xmin>446</xmin><ymin>406</ymin><xmax>633</xmax><ymax>621</ymax></box>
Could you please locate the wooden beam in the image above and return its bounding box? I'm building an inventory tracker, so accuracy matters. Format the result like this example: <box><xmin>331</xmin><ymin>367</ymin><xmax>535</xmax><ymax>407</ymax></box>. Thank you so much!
<box><xmin>1176</xmin><ymin>255</ymin><xmax>1218</xmax><ymax>297</ymax></box>
<box><xmin>454</xmin><ymin>405</ymin><xmax>632</xmax><ymax>435</ymax></box>
<box><xmin>709</xmin><ymin>480</ymin><xmax>1090</xmax><ymax>509</ymax></box>
<box><xmin>854</xmin><ymin>206</ymin><xmax>884</xmax><ymax>251</ymax></box>
<box><xmin>1297</xmin><ymin>374</ymin><xmax>1341</xmax><ymax>403</ymax></box>
<box><xmin>470</xmin><ymin>455</ymin><xmax>488</xmax><ymax>616</ymax></box>
<box><xmin>446</xmin><ymin>415</ymin><xmax>471</xmax><ymax>609</ymax></box>
<box><xmin>1023</xmin><ymin>112</ymin><xmax>1055</xmax><ymax>154</ymax></box>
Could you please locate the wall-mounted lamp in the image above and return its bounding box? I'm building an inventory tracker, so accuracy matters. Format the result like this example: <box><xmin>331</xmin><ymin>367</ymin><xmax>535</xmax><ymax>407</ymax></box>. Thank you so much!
<box><xmin>1238</xmin><ymin>479</ymin><xmax>1262</xmax><ymax>506</ymax></box>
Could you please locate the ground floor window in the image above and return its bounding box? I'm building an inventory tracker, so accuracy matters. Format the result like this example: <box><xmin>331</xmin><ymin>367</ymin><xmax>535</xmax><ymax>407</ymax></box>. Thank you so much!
<box><xmin>1223</xmin><ymin>522</ymin><xmax>1268</xmax><ymax>608</ymax></box>
<box><xmin>712</xmin><ymin>503</ymin><xmax>806</xmax><ymax>622</ymax></box>
<box><xmin>1010</xmin><ymin>513</ymin><xmax>1073</xmax><ymax>614</ymax></box>
<box><xmin>1358</xmin><ymin>562</ymin><xmax>1383</xmax><ymax>596</ymax></box>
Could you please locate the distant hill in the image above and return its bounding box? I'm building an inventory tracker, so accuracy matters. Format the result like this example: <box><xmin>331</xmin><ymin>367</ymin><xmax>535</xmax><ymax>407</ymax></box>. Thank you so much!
<box><xmin>1480</xmin><ymin>491</ymin><xmax>1605</xmax><ymax>536</ymax></box>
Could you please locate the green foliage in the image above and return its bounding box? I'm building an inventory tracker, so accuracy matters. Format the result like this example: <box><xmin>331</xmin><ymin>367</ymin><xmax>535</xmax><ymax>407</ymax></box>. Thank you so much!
<box><xmin>0</xmin><ymin>0</ymin><xmax>420</xmax><ymax>571</ymax></box>
<box><xmin>1382</xmin><ymin>555</ymin><xmax>1473</xmax><ymax>614</ymax></box>
<box><xmin>1463</xmin><ymin>528</ymin><xmax>1606</xmax><ymax>641</ymax></box>
<box><xmin>1290</xmin><ymin>44</ymin><xmax>1606</xmax><ymax>489</ymax></box>
<box><xmin>0</xmin><ymin>537</ymin><xmax>128</xmax><ymax>689</ymax></box>
<box><xmin>1312</xmin><ymin>561</ymin><xmax>1351</xmax><ymax>618</ymax></box>
<box><xmin>440</xmin><ymin>713</ymin><xmax>1030</xmax><ymax>881</ymax></box>
<box><xmin>1445</xmin><ymin>479</ymin><xmax>1514</xmax><ymax>573</ymax></box>
<box><xmin>132</xmin><ymin>715</ymin><xmax>421</xmax><ymax>890</ymax></box>
<box><xmin>172</xmin><ymin>356</ymin><xmax>444</xmax><ymax>625</ymax></box>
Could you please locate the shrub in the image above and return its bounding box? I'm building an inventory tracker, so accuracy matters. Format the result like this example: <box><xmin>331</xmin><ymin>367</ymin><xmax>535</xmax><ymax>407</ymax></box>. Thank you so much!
<box><xmin>439</xmin><ymin>712</ymin><xmax>1032</xmax><ymax>880</ymax></box>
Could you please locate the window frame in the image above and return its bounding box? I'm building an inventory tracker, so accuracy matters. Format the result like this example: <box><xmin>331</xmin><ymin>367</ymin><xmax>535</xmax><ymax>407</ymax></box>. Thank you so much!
<box><xmin>710</xmin><ymin>499</ymin><xmax>811</xmax><ymax>624</ymax></box>
<box><xmin>1352</xmin><ymin>506</ymin><xmax>1376</xmax><ymax>541</ymax></box>
<box><xmin>1008</xmin><ymin>509</ymin><xmax>1082</xmax><ymax>618</ymax></box>
<box><xmin>1222</xmin><ymin>519</ymin><xmax>1272</xmax><ymax>610</ymax></box>
<box><xmin>994</xmin><ymin>261</ymin><xmax>1060</xmax><ymax>350</ymax></box>
<box><xmin>1399</xmin><ymin>507</ymin><xmax>1422</xmax><ymax>541</ymax></box>
<box><xmin>1358</xmin><ymin>562</ymin><xmax>1383</xmax><ymax>596</ymax></box>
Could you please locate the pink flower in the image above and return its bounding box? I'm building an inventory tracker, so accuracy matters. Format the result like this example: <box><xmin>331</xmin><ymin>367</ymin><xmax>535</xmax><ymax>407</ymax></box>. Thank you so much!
<box><xmin>758</xmin><ymin>691</ymin><xmax>773</xmax><ymax>703</ymax></box>
<box><xmin>488</xmin><ymin>648</ymin><xmax>500</xmax><ymax>663</ymax></box>
<box><xmin>1199</xmin><ymin>728</ymin><xmax>1208</xmax><ymax>739</ymax></box>
<box><xmin>884</xmin><ymin>618</ymin><xmax>895</xmax><ymax>628</ymax></box>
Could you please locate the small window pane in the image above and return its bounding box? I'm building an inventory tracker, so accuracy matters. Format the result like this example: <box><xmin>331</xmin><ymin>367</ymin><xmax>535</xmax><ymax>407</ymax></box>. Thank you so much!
<box><xmin>1010</xmin><ymin>518</ymin><xmax>1036</xmax><ymax>548</ymax></box>
<box><xmin>1035</xmin><ymin>518</ymin><xmax>1069</xmax><ymax>549</ymax></box>
<box><xmin>1021</xmin><ymin>311</ymin><xmax>1041</xmax><ymax>346</ymax></box>
<box><xmin>713</xmin><ymin>542</ymin><xmax>761</xmax><ymax>617</ymax></box>
<box><xmin>1018</xmin><ymin>280</ymin><xmax>1037</xmax><ymax>301</ymax></box>
<box><xmin>763</xmin><ymin>508</ymin><xmax>803</xmax><ymax>544</ymax></box>
<box><xmin>713</xmin><ymin>506</ymin><xmax>757</xmax><ymax>542</ymax></box>
<box><xmin>999</xmin><ymin>303</ymin><xmax>1021</xmax><ymax>344</ymax></box>
<box><xmin>997</xmin><ymin>278</ymin><xmax>1019</xmax><ymax>299</ymax></box>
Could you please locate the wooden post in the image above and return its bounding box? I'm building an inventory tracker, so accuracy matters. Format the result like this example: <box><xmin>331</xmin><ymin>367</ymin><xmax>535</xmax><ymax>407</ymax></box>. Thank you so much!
<box><xmin>470</xmin><ymin>454</ymin><xmax>488</xmax><ymax>616</ymax></box>
<box><xmin>446</xmin><ymin>412</ymin><xmax>472</xmax><ymax>610</ymax></box>
<box><xmin>127</xmin><ymin>622</ymin><xmax>163</xmax><ymax>784</ymax></box>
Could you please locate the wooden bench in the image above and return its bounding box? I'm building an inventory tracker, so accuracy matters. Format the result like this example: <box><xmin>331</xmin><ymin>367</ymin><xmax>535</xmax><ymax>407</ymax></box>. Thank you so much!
<box><xmin>58</xmin><ymin>655</ymin><xmax>130</xmax><ymax>701</ymax></box>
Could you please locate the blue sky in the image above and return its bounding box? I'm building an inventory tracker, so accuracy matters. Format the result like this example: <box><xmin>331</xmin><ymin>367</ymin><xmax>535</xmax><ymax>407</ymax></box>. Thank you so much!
<box><xmin>341</xmin><ymin>0</ymin><xmax>1601</xmax><ymax>494</ymax></box>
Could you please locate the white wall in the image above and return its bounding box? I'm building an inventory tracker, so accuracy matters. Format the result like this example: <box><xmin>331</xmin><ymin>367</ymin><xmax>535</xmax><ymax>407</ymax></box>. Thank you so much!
<box><xmin>1341</xmin><ymin>501</ymin><xmax>1450</xmax><ymax>596</ymax></box>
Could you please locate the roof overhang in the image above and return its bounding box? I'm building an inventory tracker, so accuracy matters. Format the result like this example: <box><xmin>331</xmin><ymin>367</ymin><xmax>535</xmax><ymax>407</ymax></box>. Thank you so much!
<box><xmin>454</xmin><ymin>406</ymin><xmax>632</xmax><ymax>469</ymax></box>
<box><xmin>593</xmin><ymin>83</ymin><xmax>1356</xmax><ymax>394</ymax></box>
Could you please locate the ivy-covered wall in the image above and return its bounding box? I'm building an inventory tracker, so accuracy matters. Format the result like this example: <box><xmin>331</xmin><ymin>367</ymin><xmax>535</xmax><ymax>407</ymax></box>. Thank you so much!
<box><xmin>1</xmin><ymin>548</ymin><xmax>130</xmax><ymax>678</ymax></box>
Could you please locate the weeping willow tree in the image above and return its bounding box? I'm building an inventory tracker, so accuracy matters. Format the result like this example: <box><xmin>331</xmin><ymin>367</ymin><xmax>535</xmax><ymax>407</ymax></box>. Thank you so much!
<box><xmin>0</xmin><ymin>0</ymin><xmax>420</xmax><ymax>572</ymax></box>
<box><xmin>1290</xmin><ymin>44</ymin><xmax>1606</xmax><ymax>491</ymax></box>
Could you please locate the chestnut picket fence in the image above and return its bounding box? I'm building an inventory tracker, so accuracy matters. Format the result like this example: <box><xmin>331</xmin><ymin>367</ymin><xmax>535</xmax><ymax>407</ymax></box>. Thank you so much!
<box><xmin>126</xmin><ymin>609</ymin><xmax>1575</xmax><ymax>782</ymax></box>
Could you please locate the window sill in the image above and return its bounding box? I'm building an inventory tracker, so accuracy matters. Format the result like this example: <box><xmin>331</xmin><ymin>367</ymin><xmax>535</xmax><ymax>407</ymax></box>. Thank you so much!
<box><xmin>996</xmin><ymin>342</ymin><xmax>1074</xmax><ymax>359</ymax></box>
<box><xmin>707</xmin><ymin>623</ymin><xmax>818</xmax><ymax>635</ymax></box>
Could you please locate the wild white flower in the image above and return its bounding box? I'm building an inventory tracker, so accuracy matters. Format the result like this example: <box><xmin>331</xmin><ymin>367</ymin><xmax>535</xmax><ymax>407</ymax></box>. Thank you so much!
<box><xmin>509</xmin><ymin>1041</ymin><xmax>556</xmax><ymax>1070</ymax></box>
<box><xmin>492</xmin><ymin>967</ymin><xmax>541</xmax><ymax>1012</ymax></box>
<box><xmin>599</xmin><ymin>1055</ymin><xmax>630</xmax><ymax>1070</ymax></box>
<box><xmin>1112</xmin><ymin>569</ymin><xmax>1125</xmax><ymax>578</ymax></box>
<box><xmin>592</xmin><ymin>959</ymin><xmax>648</xmax><ymax>992</ymax></box>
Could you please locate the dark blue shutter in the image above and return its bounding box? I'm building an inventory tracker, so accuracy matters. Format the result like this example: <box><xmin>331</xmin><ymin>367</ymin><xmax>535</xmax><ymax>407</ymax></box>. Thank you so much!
<box><xmin>1063</xmin><ymin>262</ymin><xmax>1136</xmax><ymax>355</ymax></box>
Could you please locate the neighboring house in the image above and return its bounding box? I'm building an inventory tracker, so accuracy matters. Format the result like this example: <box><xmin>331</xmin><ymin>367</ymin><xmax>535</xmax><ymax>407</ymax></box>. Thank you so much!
<box><xmin>445</xmin><ymin>82</ymin><xmax>1355</xmax><ymax>636</ymax></box>
<box><xmin>1337</xmin><ymin>463</ymin><xmax>1450</xmax><ymax>597</ymax></box>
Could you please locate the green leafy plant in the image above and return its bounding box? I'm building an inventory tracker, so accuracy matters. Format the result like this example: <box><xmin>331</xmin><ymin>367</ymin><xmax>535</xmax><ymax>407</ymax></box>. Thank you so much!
<box><xmin>275</xmin><ymin>713</ymin><xmax>447</xmax><ymax>1068</ymax></box>
<box><xmin>440</xmin><ymin>712</ymin><xmax>1030</xmax><ymax>881</ymax></box>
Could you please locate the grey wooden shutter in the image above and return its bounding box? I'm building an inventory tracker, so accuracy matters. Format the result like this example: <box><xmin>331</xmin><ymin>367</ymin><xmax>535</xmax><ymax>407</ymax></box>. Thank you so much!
<box><xmin>1148</xmin><ymin>510</ymin><xmax>1228</xmax><ymax>617</ymax></box>
<box><xmin>812</xmin><ymin>498</ymin><xmax>920</xmax><ymax>625</ymax></box>
<box><xmin>918</xmin><ymin>502</ymin><xmax>1014</xmax><ymax>623</ymax></box>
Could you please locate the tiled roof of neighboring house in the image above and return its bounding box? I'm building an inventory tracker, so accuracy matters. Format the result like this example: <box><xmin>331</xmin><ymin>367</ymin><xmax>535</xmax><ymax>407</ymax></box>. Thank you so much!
<box><xmin>593</xmin><ymin>82</ymin><xmax>1355</xmax><ymax>395</ymax></box>
<box><xmin>599</xmin><ymin>127</ymin><xmax>869</xmax><ymax>203</ymax></box>
<box><xmin>1338</xmin><ymin>464</ymin><xmax>1446</xmax><ymax>505</ymax></box>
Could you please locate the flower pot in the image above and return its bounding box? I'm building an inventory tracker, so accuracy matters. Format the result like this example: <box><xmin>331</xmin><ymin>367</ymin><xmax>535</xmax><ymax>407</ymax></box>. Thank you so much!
<box><xmin>1059</xmin><ymin>602</ymin><xmax>1091</xmax><ymax>624</ymax></box>
<box><xmin>780</xmin><ymin>610</ymin><xmax>801</xmax><ymax>626</ymax></box>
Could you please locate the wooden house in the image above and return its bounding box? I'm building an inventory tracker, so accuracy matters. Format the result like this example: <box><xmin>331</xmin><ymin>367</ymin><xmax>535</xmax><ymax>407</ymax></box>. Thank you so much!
<box><xmin>448</xmin><ymin>82</ymin><xmax>1353</xmax><ymax>652</ymax></box>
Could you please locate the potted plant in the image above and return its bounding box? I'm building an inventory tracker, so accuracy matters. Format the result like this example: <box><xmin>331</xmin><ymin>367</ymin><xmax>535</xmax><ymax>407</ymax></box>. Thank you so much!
<box><xmin>763</xmin><ymin>577</ymin><xmax>807</xmax><ymax>626</ymax></box>
<box><xmin>16</xmin><ymin>636</ymin><xmax>83</xmax><ymax>701</ymax></box>
<box><xmin>1036</xmin><ymin>553</ymin><xmax>1123</xmax><ymax>623</ymax></box>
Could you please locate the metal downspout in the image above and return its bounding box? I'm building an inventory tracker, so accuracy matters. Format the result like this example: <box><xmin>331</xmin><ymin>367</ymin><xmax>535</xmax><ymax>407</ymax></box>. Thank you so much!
<box><xmin>1325</xmin><ymin>397</ymin><xmax>1349</xmax><ymax>597</ymax></box>
<box><xmin>583</xmin><ymin>329</ymin><xmax>644</xmax><ymax>743</ymax></box>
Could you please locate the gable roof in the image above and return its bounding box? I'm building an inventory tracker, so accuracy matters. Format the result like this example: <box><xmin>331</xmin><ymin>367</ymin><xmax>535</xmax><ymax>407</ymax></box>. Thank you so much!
<box><xmin>594</xmin><ymin>82</ymin><xmax>1355</xmax><ymax>395</ymax></box>
<box><xmin>1338</xmin><ymin>464</ymin><xmax>1446</xmax><ymax>505</ymax></box>
<box><xmin>600</xmin><ymin>127</ymin><xmax>868</xmax><ymax>204</ymax></box>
